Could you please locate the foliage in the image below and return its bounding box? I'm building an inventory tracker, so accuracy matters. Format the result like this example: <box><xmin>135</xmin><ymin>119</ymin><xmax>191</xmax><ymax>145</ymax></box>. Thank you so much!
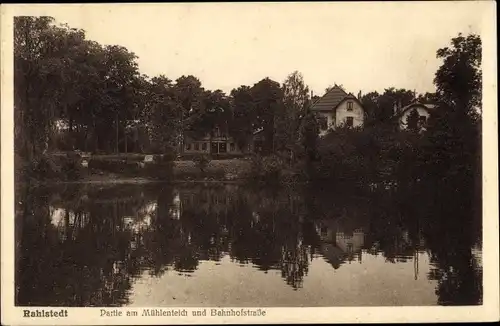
<box><xmin>192</xmin><ymin>154</ymin><xmax>211</xmax><ymax>173</ymax></box>
<box><xmin>406</xmin><ymin>109</ymin><xmax>421</xmax><ymax>132</ymax></box>
<box><xmin>422</xmin><ymin>33</ymin><xmax>482</xmax><ymax>187</ymax></box>
<box><xmin>275</xmin><ymin>71</ymin><xmax>310</xmax><ymax>152</ymax></box>
<box><xmin>249</xmin><ymin>154</ymin><xmax>287</xmax><ymax>182</ymax></box>
<box><xmin>88</xmin><ymin>158</ymin><xmax>142</xmax><ymax>176</ymax></box>
<box><xmin>29</xmin><ymin>153</ymin><xmax>84</xmax><ymax>181</ymax></box>
<box><xmin>434</xmin><ymin>33</ymin><xmax>482</xmax><ymax>118</ymax></box>
<box><xmin>229</xmin><ymin>86</ymin><xmax>255</xmax><ymax>151</ymax></box>
<box><xmin>14</xmin><ymin>17</ymin><xmax>481</xmax><ymax>194</ymax></box>
<box><xmin>361</xmin><ymin>88</ymin><xmax>417</xmax><ymax>127</ymax></box>
<box><xmin>249</xmin><ymin>78</ymin><xmax>284</xmax><ymax>154</ymax></box>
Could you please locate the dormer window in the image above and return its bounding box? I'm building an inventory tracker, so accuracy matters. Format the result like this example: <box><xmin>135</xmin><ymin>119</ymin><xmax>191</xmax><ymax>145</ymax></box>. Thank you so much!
<box><xmin>347</xmin><ymin>101</ymin><xmax>353</xmax><ymax>111</ymax></box>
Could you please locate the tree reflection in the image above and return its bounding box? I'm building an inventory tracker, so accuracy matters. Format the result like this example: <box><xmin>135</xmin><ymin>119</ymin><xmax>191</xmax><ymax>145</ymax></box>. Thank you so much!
<box><xmin>16</xmin><ymin>181</ymin><xmax>482</xmax><ymax>306</ymax></box>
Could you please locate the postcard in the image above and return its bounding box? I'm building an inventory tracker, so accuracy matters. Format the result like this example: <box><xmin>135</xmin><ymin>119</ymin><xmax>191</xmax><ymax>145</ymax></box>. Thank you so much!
<box><xmin>1</xmin><ymin>2</ymin><xmax>498</xmax><ymax>325</ymax></box>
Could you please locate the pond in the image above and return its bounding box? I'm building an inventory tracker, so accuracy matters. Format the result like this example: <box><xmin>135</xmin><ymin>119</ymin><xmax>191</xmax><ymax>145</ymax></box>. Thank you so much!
<box><xmin>15</xmin><ymin>182</ymin><xmax>482</xmax><ymax>307</ymax></box>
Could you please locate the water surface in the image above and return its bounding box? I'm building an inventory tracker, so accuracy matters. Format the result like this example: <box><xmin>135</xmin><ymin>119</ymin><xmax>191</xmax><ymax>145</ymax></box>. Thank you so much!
<box><xmin>15</xmin><ymin>182</ymin><xmax>482</xmax><ymax>307</ymax></box>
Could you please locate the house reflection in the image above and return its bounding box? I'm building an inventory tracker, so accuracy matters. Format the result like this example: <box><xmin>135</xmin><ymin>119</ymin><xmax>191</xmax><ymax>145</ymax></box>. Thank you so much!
<box><xmin>315</xmin><ymin>219</ymin><xmax>365</xmax><ymax>268</ymax></box>
<box><xmin>16</xmin><ymin>182</ymin><xmax>483</xmax><ymax>307</ymax></box>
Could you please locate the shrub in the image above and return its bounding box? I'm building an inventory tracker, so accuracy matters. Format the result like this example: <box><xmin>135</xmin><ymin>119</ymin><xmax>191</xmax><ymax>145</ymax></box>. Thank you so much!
<box><xmin>192</xmin><ymin>154</ymin><xmax>211</xmax><ymax>173</ymax></box>
<box><xmin>249</xmin><ymin>154</ymin><xmax>286</xmax><ymax>183</ymax></box>
<box><xmin>144</xmin><ymin>156</ymin><xmax>174</xmax><ymax>180</ymax></box>
<box><xmin>64</xmin><ymin>152</ymin><xmax>84</xmax><ymax>181</ymax></box>
<box><xmin>31</xmin><ymin>154</ymin><xmax>62</xmax><ymax>180</ymax></box>
<box><xmin>88</xmin><ymin>158</ymin><xmax>141</xmax><ymax>176</ymax></box>
<box><xmin>25</xmin><ymin>153</ymin><xmax>84</xmax><ymax>181</ymax></box>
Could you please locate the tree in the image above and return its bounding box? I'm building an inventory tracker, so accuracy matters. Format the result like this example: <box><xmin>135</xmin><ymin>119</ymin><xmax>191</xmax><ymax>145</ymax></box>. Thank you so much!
<box><xmin>298</xmin><ymin>107</ymin><xmax>320</xmax><ymax>177</ymax></box>
<box><xmin>197</xmin><ymin>89</ymin><xmax>231</xmax><ymax>137</ymax></box>
<box><xmin>361</xmin><ymin>88</ymin><xmax>417</xmax><ymax>128</ymax></box>
<box><xmin>406</xmin><ymin>109</ymin><xmax>420</xmax><ymax>132</ymax></box>
<box><xmin>174</xmin><ymin>75</ymin><xmax>205</xmax><ymax>152</ymax></box>
<box><xmin>434</xmin><ymin>33</ymin><xmax>482</xmax><ymax>120</ymax></box>
<box><xmin>422</xmin><ymin>33</ymin><xmax>482</xmax><ymax>188</ymax></box>
<box><xmin>97</xmin><ymin>45</ymin><xmax>141</xmax><ymax>153</ymax></box>
<box><xmin>14</xmin><ymin>16</ymin><xmax>85</xmax><ymax>160</ymax></box>
<box><xmin>276</xmin><ymin>71</ymin><xmax>310</xmax><ymax>155</ymax></box>
<box><xmin>229</xmin><ymin>85</ymin><xmax>256</xmax><ymax>152</ymax></box>
<box><xmin>146</xmin><ymin>75</ymin><xmax>181</xmax><ymax>153</ymax></box>
<box><xmin>360</xmin><ymin>91</ymin><xmax>380</xmax><ymax>126</ymax></box>
<box><xmin>250</xmin><ymin>78</ymin><xmax>284</xmax><ymax>154</ymax></box>
<box><xmin>417</xmin><ymin>92</ymin><xmax>439</xmax><ymax>103</ymax></box>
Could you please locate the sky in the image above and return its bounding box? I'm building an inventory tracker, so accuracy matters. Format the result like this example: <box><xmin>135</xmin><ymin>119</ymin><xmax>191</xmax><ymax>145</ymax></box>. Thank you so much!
<box><xmin>21</xmin><ymin>2</ymin><xmax>488</xmax><ymax>96</ymax></box>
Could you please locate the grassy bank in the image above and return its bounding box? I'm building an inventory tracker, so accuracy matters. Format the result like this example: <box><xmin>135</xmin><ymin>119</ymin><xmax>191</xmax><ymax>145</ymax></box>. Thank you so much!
<box><xmin>173</xmin><ymin>159</ymin><xmax>252</xmax><ymax>181</ymax></box>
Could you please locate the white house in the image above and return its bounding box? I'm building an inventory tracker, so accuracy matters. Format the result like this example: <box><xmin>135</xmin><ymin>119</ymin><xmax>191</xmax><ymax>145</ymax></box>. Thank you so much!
<box><xmin>310</xmin><ymin>85</ymin><xmax>365</xmax><ymax>136</ymax></box>
<box><xmin>396</xmin><ymin>102</ymin><xmax>437</xmax><ymax>131</ymax></box>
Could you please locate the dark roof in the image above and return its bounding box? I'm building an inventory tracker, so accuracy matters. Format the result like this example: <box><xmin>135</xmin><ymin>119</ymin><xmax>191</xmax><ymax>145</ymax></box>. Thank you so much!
<box><xmin>396</xmin><ymin>102</ymin><xmax>437</xmax><ymax>118</ymax></box>
<box><xmin>311</xmin><ymin>86</ymin><xmax>361</xmax><ymax>112</ymax></box>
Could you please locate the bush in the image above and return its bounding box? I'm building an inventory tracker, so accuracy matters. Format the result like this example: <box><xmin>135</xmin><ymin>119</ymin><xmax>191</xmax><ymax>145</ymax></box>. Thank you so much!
<box><xmin>26</xmin><ymin>153</ymin><xmax>84</xmax><ymax>181</ymax></box>
<box><xmin>249</xmin><ymin>154</ymin><xmax>286</xmax><ymax>182</ymax></box>
<box><xmin>64</xmin><ymin>152</ymin><xmax>84</xmax><ymax>181</ymax></box>
<box><xmin>88</xmin><ymin>158</ymin><xmax>141</xmax><ymax>176</ymax></box>
<box><xmin>144</xmin><ymin>157</ymin><xmax>174</xmax><ymax>180</ymax></box>
<box><xmin>31</xmin><ymin>154</ymin><xmax>62</xmax><ymax>180</ymax></box>
<box><xmin>192</xmin><ymin>154</ymin><xmax>211</xmax><ymax>173</ymax></box>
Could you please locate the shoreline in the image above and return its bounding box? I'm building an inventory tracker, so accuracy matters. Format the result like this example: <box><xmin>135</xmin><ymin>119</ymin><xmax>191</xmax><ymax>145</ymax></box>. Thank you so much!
<box><xmin>18</xmin><ymin>175</ymin><xmax>251</xmax><ymax>187</ymax></box>
<box><xmin>17</xmin><ymin>175</ymin><xmax>312</xmax><ymax>187</ymax></box>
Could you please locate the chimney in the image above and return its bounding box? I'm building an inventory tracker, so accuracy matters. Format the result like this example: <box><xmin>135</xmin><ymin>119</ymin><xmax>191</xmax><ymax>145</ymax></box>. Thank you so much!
<box><xmin>311</xmin><ymin>90</ymin><xmax>314</xmax><ymax>98</ymax></box>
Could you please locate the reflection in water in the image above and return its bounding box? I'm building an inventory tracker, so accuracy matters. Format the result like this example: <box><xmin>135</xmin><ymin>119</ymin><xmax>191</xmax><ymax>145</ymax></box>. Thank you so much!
<box><xmin>15</xmin><ymin>182</ymin><xmax>482</xmax><ymax>307</ymax></box>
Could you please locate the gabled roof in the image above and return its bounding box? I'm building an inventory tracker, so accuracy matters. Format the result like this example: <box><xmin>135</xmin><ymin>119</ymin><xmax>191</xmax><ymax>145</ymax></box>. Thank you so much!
<box><xmin>310</xmin><ymin>86</ymin><xmax>362</xmax><ymax>112</ymax></box>
<box><xmin>397</xmin><ymin>102</ymin><xmax>437</xmax><ymax>118</ymax></box>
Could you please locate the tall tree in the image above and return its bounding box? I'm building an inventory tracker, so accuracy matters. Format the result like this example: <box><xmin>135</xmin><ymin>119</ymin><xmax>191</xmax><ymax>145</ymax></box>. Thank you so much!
<box><xmin>276</xmin><ymin>71</ymin><xmax>310</xmax><ymax>154</ymax></box>
<box><xmin>191</xmin><ymin>89</ymin><xmax>231</xmax><ymax>138</ymax></box>
<box><xmin>146</xmin><ymin>75</ymin><xmax>181</xmax><ymax>153</ymax></box>
<box><xmin>434</xmin><ymin>33</ymin><xmax>482</xmax><ymax>120</ymax></box>
<box><xmin>360</xmin><ymin>91</ymin><xmax>380</xmax><ymax>127</ymax></box>
<box><xmin>174</xmin><ymin>75</ymin><xmax>205</xmax><ymax>152</ymax></box>
<box><xmin>229</xmin><ymin>85</ymin><xmax>256</xmax><ymax>151</ymax></box>
<box><xmin>423</xmin><ymin>34</ymin><xmax>482</xmax><ymax>188</ymax></box>
<box><xmin>14</xmin><ymin>16</ymin><xmax>85</xmax><ymax>159</ymax></box>
<box><xmin>250</xmin><ymin>78</ymin><xmax>284</xmax><ymax>154</ymax></box>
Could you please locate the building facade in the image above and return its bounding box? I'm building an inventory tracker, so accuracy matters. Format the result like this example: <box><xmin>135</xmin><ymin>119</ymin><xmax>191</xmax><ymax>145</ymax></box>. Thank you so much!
<box><xmin>396</xmin><ymin>102</ymin><xmax>436</xmax><ymax>131</ymax></box>
<box><xmin>310</xmin><ymin>85</ymin><xmax>366</xmax><ymax>136</ymax></box>
<box><xmin>183</xmin><ymin>127</ymin><xmax>246</xmax><ymax>155</ymax></box>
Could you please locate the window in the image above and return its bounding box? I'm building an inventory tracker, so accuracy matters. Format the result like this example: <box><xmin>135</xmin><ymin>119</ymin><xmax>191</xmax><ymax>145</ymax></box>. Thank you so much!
<box><xmin>194</xmin><ymin>143</ymin><xmax>199</xmax><ymax>151</ymax></box>
<box><xmin>230</xmin><ymin>143</ymin><xmax>235</xmax><ymax>152</ymax></box>
<box><xmin>185</xmin><ymin>143</ymin><xmax>191</xmax><ymax>150</ymax></box>
<box><xmin>202</xmin><ymin>142</ymin><xmax>207</xmax><ymax>151</ymax></box>
<box><xmin>318</xmin><ymin>116</ymin><xmax>328</xmax><ymax>130</ymax></box>
<box><xmin>219</xmin><ymin>143</ymin><xmax>227</xmax><ymax>153</ymax></box>
<box><xmin>347</xmin><ymin>101</ymin><xmax>353</xmax><ymax>111</ymax></box>
<box><xmin>346</xmin><ymin>117</ymin><xmax>354</xmax><ymax>127</ymax></box>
